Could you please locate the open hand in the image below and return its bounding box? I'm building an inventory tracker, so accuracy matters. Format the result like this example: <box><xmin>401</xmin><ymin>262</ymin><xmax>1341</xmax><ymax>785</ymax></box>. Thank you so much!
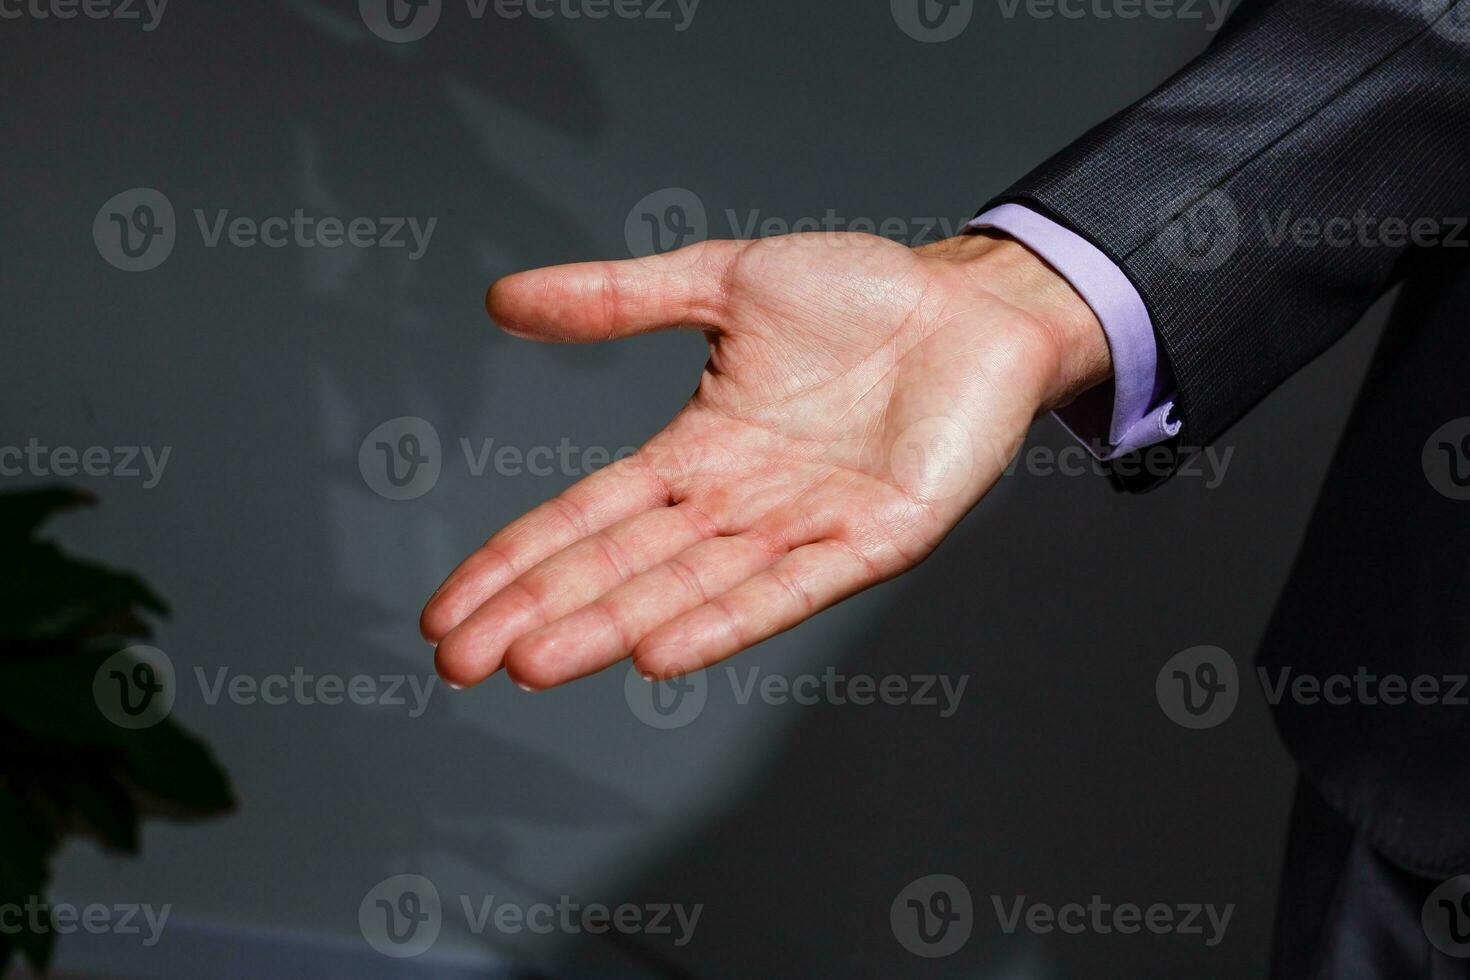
<box><xmin>422</xmin><ymin>231</ymin><xmax>1108</xmax><ymax>690</ymax></box>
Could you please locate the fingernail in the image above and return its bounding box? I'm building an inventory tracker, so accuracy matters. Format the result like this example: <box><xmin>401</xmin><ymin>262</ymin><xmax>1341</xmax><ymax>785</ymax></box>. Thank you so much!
<box><xmin>446</xmin><ymin>681</ymin><xmax>465</xmax><ymax>691</ymax></box>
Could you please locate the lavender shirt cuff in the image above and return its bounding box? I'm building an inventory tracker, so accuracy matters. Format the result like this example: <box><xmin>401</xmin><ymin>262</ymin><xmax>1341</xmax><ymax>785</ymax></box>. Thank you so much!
<box><xmin>970</xmin><ymin>204</ymin><xmax>1180</xmax><ymax>459</ymax></box>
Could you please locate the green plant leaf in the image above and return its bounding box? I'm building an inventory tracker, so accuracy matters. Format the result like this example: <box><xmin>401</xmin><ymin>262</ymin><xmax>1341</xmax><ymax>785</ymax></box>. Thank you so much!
<box><xmin>0</xmin><ymin>540</ymin><xmax>169</xmax><ymax>642</ymax></box>
<box><xmin>0</xmin><ymin>652</ymin><xmax>235</xmax><ymax>819</ymax></box>
<box><xmin>0</xmin><ymin>487</ymin><xmax>232</xmax><ymax>974</ymax></box>
<box><xmin>45</xmin><ymin>773</ymin><xmax>143</xmax><ymax>854</ymax></box>
<box><xmin>0</xmin><ymin>651</ymin><xmax>128</xmax><ymax>746</ymax></box>
<box><xmin>0</xmin><ymin>791</ymin><xmax>56</xmax><ymax>974</ymax></box>
<box><xmin>0</xmin><ymin>486</ymin><xmax>95</xmax><ymax>543</ymax></box>
<box><xmin>118</xmin><ymin>721</ymin><xmax>236</xmax><ymax>818</ymax></box>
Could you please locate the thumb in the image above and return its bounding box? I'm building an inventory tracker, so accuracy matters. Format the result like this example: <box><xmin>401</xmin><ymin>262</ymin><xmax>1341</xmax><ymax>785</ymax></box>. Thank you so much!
<box><xmin>486</xmin><ymin>239</ymin><xmax>748</xmax><ymax>343</ymax></box>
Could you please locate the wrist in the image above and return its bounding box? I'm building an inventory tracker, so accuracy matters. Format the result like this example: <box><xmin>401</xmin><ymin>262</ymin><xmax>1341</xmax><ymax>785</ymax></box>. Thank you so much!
<box><xmin>918</xmin><ymin>231</ymin><xmax>1113</xmax><ymax>412</ymax></box>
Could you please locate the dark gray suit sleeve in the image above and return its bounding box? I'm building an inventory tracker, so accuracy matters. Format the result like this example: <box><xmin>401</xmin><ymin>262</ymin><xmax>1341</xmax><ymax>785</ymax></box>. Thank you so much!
<box><xmin>984</xmin><ymin>0</ymin><xmax>1470</xmax><ymax>449</ymax></box>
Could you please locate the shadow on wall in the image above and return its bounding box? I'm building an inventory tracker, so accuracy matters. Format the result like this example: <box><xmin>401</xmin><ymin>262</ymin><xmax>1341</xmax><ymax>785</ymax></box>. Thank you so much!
<box><xmin>5</xmin><ymin>0</ymin><xmax>655</xmax><ymax>974</ymax></box>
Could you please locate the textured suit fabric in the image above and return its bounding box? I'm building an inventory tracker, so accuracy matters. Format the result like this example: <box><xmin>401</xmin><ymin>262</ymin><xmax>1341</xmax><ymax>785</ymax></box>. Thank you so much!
<box><xmin>1258</xmin><ymin>252</ymin><xmax>1470</xmax><ymax>878</ymax></box>
<box><xmin>980</xmin><ymin>0</ymin><xmax>1470</xmax><ymax>890</ymax></box>
<box><xmin>986</xmin><ymin>0</ymin><xmax>1470</xmax><ymax>445</ymax></box>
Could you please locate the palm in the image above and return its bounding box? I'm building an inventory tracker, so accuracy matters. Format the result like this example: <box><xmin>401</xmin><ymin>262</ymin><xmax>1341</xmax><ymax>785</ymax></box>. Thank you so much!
<box><xmin>654</xmin><ymin>238</ymin><xmax>1030</xmax><ymax>549</ymax></box>
<box><xmin>424</xmin><ymin>233</ymin><xmax>1068</xmax><ymax>690</ymax></box>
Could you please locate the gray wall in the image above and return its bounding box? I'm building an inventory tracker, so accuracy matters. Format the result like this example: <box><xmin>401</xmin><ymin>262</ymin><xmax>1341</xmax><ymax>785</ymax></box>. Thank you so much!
<box><xmin>3</xmin><ymin>1</ymin><xmax>1390</xmax><ymax>976</ymax></box>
